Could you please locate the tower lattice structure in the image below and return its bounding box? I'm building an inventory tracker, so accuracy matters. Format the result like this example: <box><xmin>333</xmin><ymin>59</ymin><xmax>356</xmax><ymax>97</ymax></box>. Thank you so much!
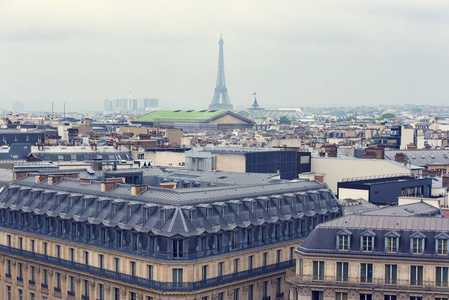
<box><xmin>209</xmin><ymin>35</ymin><xmax>233</xmax><ymax>111</ymax></box>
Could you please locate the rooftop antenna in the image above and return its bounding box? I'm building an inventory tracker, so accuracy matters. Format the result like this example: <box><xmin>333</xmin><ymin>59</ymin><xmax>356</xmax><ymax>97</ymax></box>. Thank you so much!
<box><xmin>64</xmin><ymin>103</ymin><xmax>66</xmax><ymax>119</ymax></box>
<box><xmin>51</xmin><ymin>102</ymin><xmax>54</xmax><ymax>119</ymax></box>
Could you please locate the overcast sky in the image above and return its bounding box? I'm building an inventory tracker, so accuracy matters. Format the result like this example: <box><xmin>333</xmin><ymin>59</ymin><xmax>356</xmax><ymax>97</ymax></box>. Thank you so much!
<box><xmin>1</xmin><ymin>0</ymin><xmax>449</xmax><ymax>112</ymax></box>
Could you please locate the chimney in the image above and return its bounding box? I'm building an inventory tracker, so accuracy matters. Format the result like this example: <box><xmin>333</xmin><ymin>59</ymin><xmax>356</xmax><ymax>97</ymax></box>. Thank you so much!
<box><xmin>101</xmin><ymin>181</ymin><xmax>117</xmax><ymax>192</ymax></box>
<box><xmin>314</xmin><ymin>174</ymin><xmax>325</xmax><ymax>184</ymax></box>
<box><xmin>105</xmin><ymin>178</ymin><xmax>126</xmax><ymax>184</ymax></box>
<box><xmin>443</xmin><ymin>175</ymin><xmax>449</xmax><ymax>189</ymax></box>
<box><xmin>35</xmin><ymin>175</ymin><xmax>48</xmax><ymax>183</ymax></box>
<box><xmin>394</xmin><ymin>153</ymin><xmax>406</xmax><ymax>164</ymax></box>
<box><xmin>131</xmin><ymin>185</ymin><xmax>148</xmax><ymax>196</ymax></box>
<box><xmin>37</xmin><ymin>143</ymin><xmax>44</xmax><ymax>151</ymax></box>
<box><xmin>91</xmin><ymin>143</ymin><xmax>97</xmax><ymax>151</ymax></box>
<box><xmin>160</xmin><ymin>182</ymin><xmax>177</xmax><ymax>189</ymax></box>
<box><xmin>80</xmin><ymin>178</ymin><xmax>92</xmax><ymax>184</ymax></box>
<box><xmin>319</xmin><ymin>151</ymin><xmax>326</xmax><ymax>157</ymax></box>
<box><xmin>65</xmin><ymin>173</ymin><xmax>80</xmax><ymax>179</ymax></box>
<box><xmin>14</xmin><ymin>172</ymin><xmax>28</xmax><ymax>181</ymax></box>
<box><xmin>48</xmin><ymin>175</ymin><xmax>63</xmax><ymax>185</ymax></box>
<box><xmin>92</xmin><ymin>162</ymin><xmax>103</xmax><ymax>171</ymax></box>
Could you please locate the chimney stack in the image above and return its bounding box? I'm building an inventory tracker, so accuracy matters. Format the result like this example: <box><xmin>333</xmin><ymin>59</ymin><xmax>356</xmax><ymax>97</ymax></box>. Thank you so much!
<box><xmin>443</xmin><ymin>175</ymin><xmax>449</xmax><ymax>189</ymax></box>
<box><xmin>80</xmin><ymin>178</ymin><xmax>92</xmax><ymax>184</ymax></box>
<box><xmin>131</xmin><ymin>185</ymin><xmax>148</xmax><ymax>196</ymax></box>
<box><xmin>160</xmin><ymin>182</ymin><xmax>177</xmax><ymax>189</ymax></box>
<box><xmin>35</xmin><ymin>175</ymin><xmax>48</xmax><ymax>183</ymax></box>
<box><xmin>394</xmin><ymin>153</ymin><xmax>407</xmax><ymax>165</ymax></box>
<box><xmin>105</xmin><ymin>178</ymin><xmax>125</xmax><ymax>184</ymax></box>
<box><xmin>48</xmin><ymin>175</ymin><xmax>63</xmax><ymax>185</ymax></box>
<box><xmin>101</xmin><ymin>181</ymin><xmax>117</xmax><ymax>192</ymax></box>
<box><xmin>14</xmin><ymin>172</ymin><xmax>28</xmax><ymax>181</ymax></box>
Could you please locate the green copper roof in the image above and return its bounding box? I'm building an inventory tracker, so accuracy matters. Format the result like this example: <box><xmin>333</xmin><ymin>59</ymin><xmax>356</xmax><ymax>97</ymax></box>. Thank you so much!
<box><xmin>133</xmin><ymin>110</ymin><xmax>227</xmax><ymax>123</ymax></box>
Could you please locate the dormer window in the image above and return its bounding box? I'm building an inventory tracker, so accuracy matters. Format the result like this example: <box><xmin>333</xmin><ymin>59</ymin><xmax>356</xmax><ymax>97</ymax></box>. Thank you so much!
<box><xmin>437</xmin><ymin>239</ymin><xmax>448</xmax><ymax>255</ymax></box>
<box><xmin>251</xmin><ymin>202</ymin><xmax>257</xmax><ymax>214</ymax></box>
<box><xmin>412</xmin><ymin>238</ymin><xmax>423</xmax><ymax>254</ymax></box>
<box><xmin>127</xmin><ymin>206</ymin><xmax>133</xmax><ymax>219</ymax></box>
<box><xmin>411</xmin><ymin>232</ymin><xmax>426</xmax><ymax>254</ymax></box>
<box><xmin>143</xmin><ymin>207</ymin><xmax>150</xmax><ymax>221</ymax></box>
<box><xmin>436</xmin><ymin>233</ymin><xmax>449</xmax><ymax>255</ymax></box>
<box><xmin>385</xmin><ymin>232</ymin><xmax>400</xmax><ymax>253</ymax></box>
<box><xmin>338</xmin><ymin>235</ymin><xmax>349</xmax><ymax>250</ymax></box>
<box><xmin>361</xmin><ymin>230</ymin><xmax>376</xmax><ymax>252</ymax></box>
<box><xmin>336</xmin><ymin>229</ymin><xmax>352</xmax><ymax>251</ymax></box>
<box><xmin>161</xmin><ymin>210</ymin><xmax>167</xmax><ymax>223</ymax></box>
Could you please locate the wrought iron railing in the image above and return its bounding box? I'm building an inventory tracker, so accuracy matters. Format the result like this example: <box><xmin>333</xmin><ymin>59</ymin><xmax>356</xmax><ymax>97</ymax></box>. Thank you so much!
<box><xmin>295</xmin><ymin>275</ymin><xmax>449</xmax><ymax>291</ymax></box>
<box><xmin>0</xmin><ymin>244</ymin><xmax>295</xmax><ymax>292</ymax></box>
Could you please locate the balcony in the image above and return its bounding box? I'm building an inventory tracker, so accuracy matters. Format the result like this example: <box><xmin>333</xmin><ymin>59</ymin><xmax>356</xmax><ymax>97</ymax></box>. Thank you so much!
<box><xmin>54</xmin><ymin>287</ymin><xmax>61</xmax><ymax>292</ymax></box>
<box><xmin>276</xmin><ymin>292</ymin><xmax>284</xmax><ymax>298</ymax></box>
<box><xmin>17</xmin><ymin>276</ymin><xmax>23</xmax><ymax>282</ymax></box>
<box><xmin>81</xmin><ymin>296</ymin><xmax>89</xmax><ymax>300</ymax></box>
<box><xmin>5</xmin><ymin>273</ymin><xmax>11</xmax><ymax>278</ymax></box>
<box><xmin>67</xmin><ymin>291</ymin><xmax>75</xmax><ymax>296</ymax></box>
<box><xmin>0</xmin><ymin>244</ymin><xmax>295</xmax><ymax>292</ymax></box>
<box><xmin>41</xmin><ymin>283</ymin><xmax>48</xmax><ymax>289</ymax></box>
<box><xmin>288</xmin><ymin>274</ymin><xmax>449</xmax><ymax>292</ymax></box>
<box><xmin>29</xmin><ymin>280</ymin><xmax>35</xmax><ymax>285</ymax></box>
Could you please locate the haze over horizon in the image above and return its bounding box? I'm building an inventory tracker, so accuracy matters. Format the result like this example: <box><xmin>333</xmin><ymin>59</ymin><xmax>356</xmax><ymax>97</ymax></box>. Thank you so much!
<box><xmin>1</xmin><ymin>0</ymin><xmax>449</xmax><ymax>112</ymax></box>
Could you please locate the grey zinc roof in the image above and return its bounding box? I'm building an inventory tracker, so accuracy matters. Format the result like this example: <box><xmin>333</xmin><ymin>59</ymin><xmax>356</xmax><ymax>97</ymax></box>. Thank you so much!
<box><xmin>0</xmin><ymin>173</ymin><xmax>341</xmax><ymax>237</ymax></box>
<box><xmin>299</xmin><ymin>215</ymin><xmax>449</xmax><ymax>258</ymax></box>
<box><xmin>360</xmin><ymin>201</ymin><xmax>441</xmax><ymax>217</ymax></box>
<box><xmin>14</xmin><ymin>175</ymin><xmax>323</xmax><ymax>206</ymax></box>
<box><xmin>340</xmin><ymin>199</ymin><xmax>379</xmax><ymax>215</ymax></box>
<box><xmin>385</xmin><ymin>149</ymin><xmax>449</xmax><ymax>166</ymax></box>
<box><xmin>314</xmin><ymin>214</ymin><xmax>448</xmax><ymax>231</ymax></box>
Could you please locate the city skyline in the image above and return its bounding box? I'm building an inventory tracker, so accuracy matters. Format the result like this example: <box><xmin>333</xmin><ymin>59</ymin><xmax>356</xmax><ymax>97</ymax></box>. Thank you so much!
<box><xmin>1</xmin><ymin>0</ymin><xmax>449</xmax><ymax>111</ymax></box>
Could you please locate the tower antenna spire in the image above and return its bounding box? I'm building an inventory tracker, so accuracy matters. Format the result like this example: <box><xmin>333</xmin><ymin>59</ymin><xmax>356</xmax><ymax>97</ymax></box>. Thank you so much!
<box><xmin>209</xmin><ymin>34</ymin><xmax>233</xmax><ymax>111</ymax></box>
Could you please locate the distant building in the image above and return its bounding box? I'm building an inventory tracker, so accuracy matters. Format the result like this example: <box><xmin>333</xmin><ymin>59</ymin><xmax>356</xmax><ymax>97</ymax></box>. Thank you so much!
<box><xmin>104</xmin><ymin>98</ymin><xmax>159</xmax><ymax>112</ymax></box>
<box><xmin>385</xmin><ymin>149</ymin><xmax>449</xmax><ymax>175</ymax></box>
<box><xmin>26</xmin><ymin>145</ymin><xmax>133</xmax><ymax>165</ymax></box>
<box><xmin>186</xmin><ymin>148</ymin><xmax>311</xmax><ymax>180</ymax></box>
<box><xmin>371</xmin><ymin>125</ymin><xmax>414</xmax><ymax>150</ymax></box>
<box><xmin>0</xmin><ymin>143</ymin><xmax>32</xmax><ymax>160</ymax></box>
<box><xmin>0</xmin><ymin>129</ymin><xmax>45</xmax><ymax>146</ymax></box>
<box><xmin>132</xmin><ymin>110</ymin><xmax>255</xmax><ymax>131</ymax></box>
<box><xmin>337</xmin><ymin>174</ymin><xmax>432</xmax><ymax>205</ymax></box>
<box><xmin>311</xmin><ymin>155</ymin><xmax>420</xmax><ymax>193</ymax></box>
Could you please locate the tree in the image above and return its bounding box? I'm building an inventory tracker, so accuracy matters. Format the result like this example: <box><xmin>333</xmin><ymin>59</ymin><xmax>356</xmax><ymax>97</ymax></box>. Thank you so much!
<box><xmin>377</xmin><ymin>113</ymin><xmax>396</xmax><ymax>120</ymax></box>
<box><xmin>279</xmin><ymin>116</ymin><xmax>291</xmax><ymax>125</ymax></box>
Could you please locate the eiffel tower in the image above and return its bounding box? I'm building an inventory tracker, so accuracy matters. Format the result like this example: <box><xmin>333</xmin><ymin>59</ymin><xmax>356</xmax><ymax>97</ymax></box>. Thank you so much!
<box><xmin>209</xmin><ymin>35</ymin><xmax>233</xmax><ymax>111</ymax></box>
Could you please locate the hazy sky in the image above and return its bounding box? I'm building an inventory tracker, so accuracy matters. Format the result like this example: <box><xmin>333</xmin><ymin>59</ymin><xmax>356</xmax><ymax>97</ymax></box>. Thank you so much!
<box><xmin>1</xmin><ymin>0</ymin><xmax>449</xmax><ymax>112</ymax></box>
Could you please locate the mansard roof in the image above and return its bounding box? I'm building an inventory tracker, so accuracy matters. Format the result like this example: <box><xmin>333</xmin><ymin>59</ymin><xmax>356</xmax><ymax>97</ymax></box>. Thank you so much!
<box><xmin>299</xmin><ymin>215</ymin><xmax>449</xmax><ymax>258</ymax></box>
<box><xmin>0</xmin><ymin>174</ymin><xmax>341</xmax><ymax>237</ymax></box>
